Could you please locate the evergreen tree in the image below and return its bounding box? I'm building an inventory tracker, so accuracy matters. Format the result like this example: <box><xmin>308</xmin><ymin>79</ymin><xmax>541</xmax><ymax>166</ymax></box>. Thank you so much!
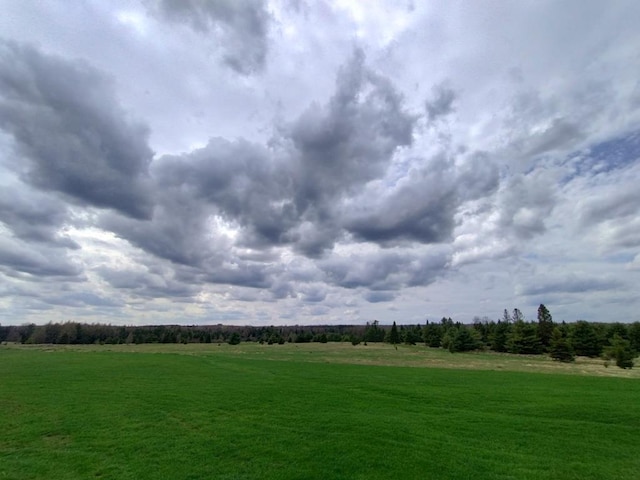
<box><xmin>570</xmin><ymin>321</ymin><xmax>601</xmax><ymax>357</ymax></box>
<box><xmin>423</xmin><ymin>321</ymin><xmax>443</xmax><ymax>348</ymax></box>
<box><xmin>604</xmin><ymin>334</ymin><xmax>635</xmax><ymax>369</ymax></box>
<box><xmin>506</xmin><ymin>321</ymin><xmax>542</xmax><ymax>354</ymax></box>
<box><xmin>606</xmin><ymin>322</ymin><xmax>629</xmax><ymax>340</ymax></box>
<box><xmin>537</xmin><ymin>304</ymin><xmax>554</xmax><ymax>351</ymax></box>
<box><xmin>315</xmin><ymin>333</ymin><xmax>328</xmax><ymax>343</ymax></box>
<box><xmin>512</xmin><ymin>308</ymin><xmax>524</xmax><ymax>323</ymax></box>
<box><xmin>472</xmin><ymin>317</ymin><xmax>491</xmax><ymax>346</ymax></box>
<box><xmin>447</xmin><ymin>327</ymin><xmax>482</xmax><ymax>353</ymax></box>
<box><xmin>364</xmin><ymin>320</ymin><xmax>385</xmax><ymax>342</ymax></box>
<box><xmin>549</xmin><ymin>327</ymin><xmax>574</xmax><ymax>362</ymax></box>
<box><xmin>402</xmin><ymin>325</ymin><xmax>422</xmax><ymax>345</ymax></box>
<box><xmin>386</xmin><ymin>321</ymin><xmax>400</xmax><ymax>347</ymax></box>
<box><xmin>629</xmin><ymin>322</ymin><xmax>640</xmax><ymax>353</ymax></box>
<box><xmin>489</xmin><ymin>320</ymin><xmax>511</xmax><ymax>353</ymax></box>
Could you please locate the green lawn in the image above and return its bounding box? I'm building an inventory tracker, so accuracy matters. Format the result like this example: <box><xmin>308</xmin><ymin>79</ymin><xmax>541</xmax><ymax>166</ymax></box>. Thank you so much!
<box><xmin>1</xmin><ymin>344</ymin><xmax>639</xmax><ymax>479</ymax></box>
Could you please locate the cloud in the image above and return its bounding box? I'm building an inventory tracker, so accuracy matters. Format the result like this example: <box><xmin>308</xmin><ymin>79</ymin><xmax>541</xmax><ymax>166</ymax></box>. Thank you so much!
<box><xmin>0</xmin><ymin>186</ymin><xmax>78</xmax><ymax>249</ymax></box>
<box><xmin>569</xmin><ymin>160</ymin><xmax>640</xmax><ymax>250</ymax></box>
<box><xmin>284</xmin><ymin>48</ymin><xmax>416</xmax><ymax>254</ymax></box>
<box><xmin>518</xmin><ymin>274</ymin><xmax>623</xmax><ymax>297</ymax></box>
<box><xmin>43</xmin><ymin>291</ymin><xmax>122</xmax><ymax>308</ymax></box>
<box><xmin>0</xmin><ymin>40</ymin><xmax>154</xmax><ymax>219</ymax></box>
<box><xmin>579</xmin><ymin>185</ymin><xmax>640</xmax><ymax>227</ymax></box>
<box><xmin>96</xmin><ymin>264</ymin><xmax>199</xmax><ymax>300</ymax></box>
<box><xmin>364</xmin><ymin>290</ymin><xmax>396</xmax><ymax>303</ymax></box>
<box><xmin>299</xmin><ymin>284</ymin><xmax>328</xmax><ymax>303</ymax></box>
<box><xmin>2</xmin><ymin>2</ymin><xmax>640</xmax><ymax>325</ymax></box>
<box><xmin>106</xmin><ymin>48</ymin><xmax>420</xmax><ymax>274</ymax></box>
<box><xmin>425</xmin><ymin>81</ymin><xmax>456</xmax><ymax>122</ymax></box>
<box><xmin>344</xmin><ymin>166</ymin><xmax>458</xmax><ymax>244</ymax></box>
<box><xmin>497</xmin><ymin>171</ymin><xmax>556</xmax><ymax>240</ymax></box>
<box><xmin>152</xmin><ymin>137</ymin><xmax>292</xmax><ymax>250</ymax></box>
<box><xmin>149</xmin><ymin>0</ymin><xmax>271</xmax><ymax>74</ymax></box>
<box><xmin>523</xmin><ymin>118</ymin><xmax>583</xmax><ymax>157</ymax></box>
<box><xmin>320</xmin><ymin>247</ymin><xmax>449</xmax><ymax>291</ymax></box>
<box><xmin>344</xmin><ymin>150</ymin><xmax>499</xmax><ymax>246</ymax></box>
<box><xmin>0</xmin><ymin>236</ymin><xmax>82</xmax><ymax>278</ymax></box>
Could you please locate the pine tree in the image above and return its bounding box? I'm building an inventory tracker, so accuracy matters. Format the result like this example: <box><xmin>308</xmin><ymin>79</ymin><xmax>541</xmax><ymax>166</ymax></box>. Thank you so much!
<box><xmin>549</xmin><ymin>327</ymin><xmax>574</xmax><ymax>362</ymax></box>
<box><xmin>447</xmin><ymin>327</ymin><xmax>482</xmax><ymax>353</ymax></box>
<box><xmin>387</xmin><ymin>321</ymin><xmax>400</xmax><ymax>348</ymax></box>
<box><xmin>506</xmin><ymin>321</ymin><xmax>542</xmax><ymax>354</ymax></box>
<box><xmin>423</xmin><ymin>321</ymin><xmax>443</xmax><ymax>348</ymax></box>
<box><xmin>489</xmin><ymin>320</ymin><xmax>511</xmax><ymax>352</ymax></box>
<box><xmin>537</xmin><ymin>304</ymin><xmax>554</xmax><ymax>351</ymax></box>
<box><xmin>512</xmin><ymin>308</ymin><xmax>524</xmax><ymax>323</ymax></box>
<box><xmin>604</xmin><ymin>334</ymin><xmax>635</xmax><ymax>369</ymax></box>
<box><xmin>570</xmin><ymin>321</ymin><xmax>601</xmax><ymax>357</ymax></box>
<box><xmin>629</xmin><ymin>322</ymin><xmax>640</xmax><ymax>353</ymax></box>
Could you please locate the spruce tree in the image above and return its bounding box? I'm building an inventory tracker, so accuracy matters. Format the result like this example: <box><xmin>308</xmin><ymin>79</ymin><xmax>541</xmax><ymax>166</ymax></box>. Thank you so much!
<box><xmin>387</xmin><ymin>321</ymin><xmax>400</xmax><ymax>348</ymax></box>
<box><xmin>489</xmin><ymin>320</ymin><xmax>511</xmax><ymax>352</ymax></box>
<box><xmin>549</xmin><ymin>327</ymin><xmax>574</xmax><ymax>362</ymax></box>
<box><xmin>423</xmin><ymin>321</ymin><xmax>443</xmax><ymax>348</ymax></box>
<box><xmin>537</xmin><ymin>304</ymin><xmax>554</xmax><ymax>351</ymax></box>
<box><xmin>570</xmin><ymin>321</ymin><xmax>601</xmax><ymax>357</ymax></box>
<box><xmin>604</xmin><ymin>334</ymin><xmax>635</xmax><ymax>369</ymax></box>
<box><xmin>506</xmin><ymin>321</ymin><xmax>542</xmax><ymax>354</ymax></box>
<box><xmin>228</xmin><ymin>332</ymin><xmax>241</xmax><ymax>345</ymax></box>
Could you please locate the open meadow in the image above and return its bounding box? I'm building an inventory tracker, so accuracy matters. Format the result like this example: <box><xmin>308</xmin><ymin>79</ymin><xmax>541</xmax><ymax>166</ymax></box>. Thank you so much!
<box><xmin>1</xmin><ymin>342</ymin><xmax>639</xmax><ymax>479</ymax></box>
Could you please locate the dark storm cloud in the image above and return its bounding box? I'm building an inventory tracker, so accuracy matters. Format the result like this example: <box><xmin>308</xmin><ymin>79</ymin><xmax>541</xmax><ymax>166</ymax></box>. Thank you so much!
<box><xmin>345</xmin><ymin>152</ymin><xmax>499</xmax><ymax>245</ymax></box>
<box><xmin>100</xmin><ymin>136</ymin><xmax>286</xmax><ymax>292</ymax></box>
<box><xmin>289</xmin><ymin>49</ymin><xmax>414</xmax><ymax>206</ymax></box>
<box><xmin>0</xmin><ymin>40</ymin><xmax>154</xmax><ymax>219</ymax></box>
<box><xmin>0</xmin><ymin>187</ymin><xmax>78</xmax><ymax>249</ymax></box>
<box><xmin>345</xmin><ymin>162</ymin><xmax>457</xmax><ymax>244</ymax></box>
<box><xmin>0</xmin><ymin>38</ymin><xmax>500</xmax><ymax>307</ymax></box>
<box><xmin>300</xmin><ymin>285</ymin><xmax>327</xmax><ymax>303</ymax></box>
<box><xmin>284</xmin><ymin>48</ymin><xmax>416</xmax><ymax>254</ymax></box>
<box><xmin>0</xmin><ymin>237</ymin><xmax>82</xmax><ymax>278</ymax></box>
<box><xmin>96</xmin><ymin>266</ymin><xmax>198</xmax><ymax>299</ymax></box>
<box><xmin>153</xmin><ymin>137</ymin><xmax>294</xmax><ymax>249</ymax></box>
<box><xmin>96</xmin><ymin>49</ymin><xmax>482</xmax><ymax>302</ymax></box>
<box><xmin>150</xmin><ymin>0</ymin><xmax>270</xmax><ymax>75</ymax></box>
<box><xmin>320</xmin><ymin>249</ymin><xmax>448</xmax><ymax>292</ymax></box>
<box><xmin>127</xmin><ymin>49</ymin><xmax>419</xmax><ymax>267</ymax></box>
<box><xmin>101</xmin><ymin>194</ymin><xmax>214</xmax><ymax>268</ymax></box>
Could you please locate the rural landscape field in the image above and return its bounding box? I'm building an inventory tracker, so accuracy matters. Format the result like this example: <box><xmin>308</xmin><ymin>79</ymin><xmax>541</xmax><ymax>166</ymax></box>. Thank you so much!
<box><xmin>2</xmin><ymin>342</ymin><xmax>639</xmax><ymax>480</ymax></box>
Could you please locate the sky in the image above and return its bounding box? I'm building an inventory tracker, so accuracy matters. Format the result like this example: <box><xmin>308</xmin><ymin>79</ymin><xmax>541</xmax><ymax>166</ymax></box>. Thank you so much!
<box><xmin>1</xmin><ymin>0</ymin><xmax>639</xmax><ymax>327</ymax></box>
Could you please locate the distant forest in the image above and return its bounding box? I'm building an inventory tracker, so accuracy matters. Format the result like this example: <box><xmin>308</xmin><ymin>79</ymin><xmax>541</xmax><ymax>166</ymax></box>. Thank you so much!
<box><xmin>2</xmin><ymin>305</ymin><xmax>638</xmax><ymax>368</ymax></box>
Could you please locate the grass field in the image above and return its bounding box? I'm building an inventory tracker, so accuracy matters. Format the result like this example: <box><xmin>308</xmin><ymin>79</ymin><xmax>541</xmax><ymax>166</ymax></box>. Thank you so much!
<box><xmin>1</xmin><ymin>343</ymin><xmax>639</xmax><ymax>479</ymax></box>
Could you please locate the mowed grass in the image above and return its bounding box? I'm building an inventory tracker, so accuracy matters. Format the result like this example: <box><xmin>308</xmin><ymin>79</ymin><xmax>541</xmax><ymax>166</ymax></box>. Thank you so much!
<box><xmin>1</xmin><ymin>344</ymin><xmax>639</xmax><ymax>479</ymax></box>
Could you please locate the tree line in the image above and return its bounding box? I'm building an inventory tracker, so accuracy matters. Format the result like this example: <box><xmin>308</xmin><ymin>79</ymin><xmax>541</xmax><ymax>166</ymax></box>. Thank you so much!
<box><xmin>0</xmin><ymin>322</ymin><xmax>368</xmax><ymax>347</ymax></box>
<box><xmin>2</xmin><ymin>305</ymin><xmax>638</xmax><ymax>368</ymax></box>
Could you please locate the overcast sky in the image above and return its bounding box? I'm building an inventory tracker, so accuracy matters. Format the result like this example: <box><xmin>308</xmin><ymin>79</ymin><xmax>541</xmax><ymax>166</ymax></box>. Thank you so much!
<box><xmin>1</xmin><ymin>0</ymin><xmax>639</xmax><ymax>326</ymax></box>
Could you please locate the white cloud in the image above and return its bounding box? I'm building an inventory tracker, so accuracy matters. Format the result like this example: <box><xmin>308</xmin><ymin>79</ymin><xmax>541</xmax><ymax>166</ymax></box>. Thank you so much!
<box><xmin>0</xmin><ymin>0</ymin><xmax>639</xmax><ymax>325</ymax></box>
